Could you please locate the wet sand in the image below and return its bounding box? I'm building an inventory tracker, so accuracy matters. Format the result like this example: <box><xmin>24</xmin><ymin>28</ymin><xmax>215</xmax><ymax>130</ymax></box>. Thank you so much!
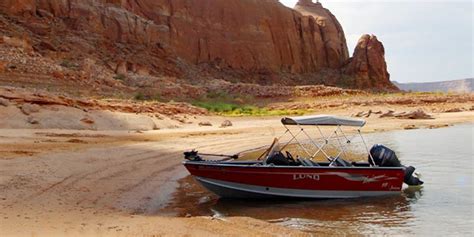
<box><xmin>0</xmin><ymin>111</ymin><xmax>473</xmax><ymax>236</ymax></box>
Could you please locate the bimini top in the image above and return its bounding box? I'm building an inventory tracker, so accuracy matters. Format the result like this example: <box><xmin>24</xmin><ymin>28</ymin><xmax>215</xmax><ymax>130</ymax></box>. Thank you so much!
<box><xmin>281</xmin><ymin>115</ymin><xmax>366</xmax><ymax>127</ymax></box>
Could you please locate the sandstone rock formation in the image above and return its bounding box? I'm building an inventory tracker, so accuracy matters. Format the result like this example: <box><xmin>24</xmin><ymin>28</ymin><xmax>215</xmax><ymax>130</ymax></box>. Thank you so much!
<box><xmin>220</xmin><ymin>120</ymin><xmax>233</xmax><ymax>128</ymax></box>
<box><xmin>0</xmin><ymin>87</ymin><xmax>207</xmax><ymax>116</ymax></box>
<box><xmin>344</xmin><ymin>34</ymin><xmax>398</xmax><ymax>90</ymax></box>
<box><xmin>294</xmin><ymin>0</ymin><xmax>349</xmax><ymax>68</ymax></box>
<box><xmin>0</xmin><ymin>0</ymin><xmax>36</xmax><ymax>16</ymax></box>
<box><xmin>0</xmin><ymin>0</ymin><xmax>397</xmax><ymax>91</ymax></box>
<box><xmin>0</xmin><ymin>0</ymin><xmax>343</xmax><ymax>73</ymax></box>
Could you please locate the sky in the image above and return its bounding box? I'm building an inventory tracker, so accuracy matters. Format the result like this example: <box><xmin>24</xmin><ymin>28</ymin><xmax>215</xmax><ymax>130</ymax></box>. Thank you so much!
<box><xmin>279</xmin><ymin>0</ymin><xmax>473</xmax><ymax>83</ymax></box>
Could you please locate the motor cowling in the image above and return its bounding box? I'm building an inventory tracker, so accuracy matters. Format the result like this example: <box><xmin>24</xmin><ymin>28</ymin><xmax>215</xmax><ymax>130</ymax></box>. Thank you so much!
<box><xmin>369</xmin><ymin>144</ymin><xmax>423</xmax><ymax>186</ymax></box>
<box><xmin>369</xmin><ymin>144</ymin><xmax>401</xmax><ymax>167</ymax></box>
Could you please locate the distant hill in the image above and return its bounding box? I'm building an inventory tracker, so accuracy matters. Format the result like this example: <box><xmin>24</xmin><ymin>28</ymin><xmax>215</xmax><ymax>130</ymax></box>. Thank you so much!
<box><xmin>393</xmin><ymin>78</ymin><xmax>473</xmax><ymax>93</ymax></box>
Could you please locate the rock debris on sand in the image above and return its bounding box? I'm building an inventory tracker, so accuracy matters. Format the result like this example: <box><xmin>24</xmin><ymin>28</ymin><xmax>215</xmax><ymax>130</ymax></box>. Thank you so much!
<box><xmin>199</xmin><ymin>121</ymin><xmax>213</xmax><ymax>127</ymax></box>
<box><xmin>220</xmin><ymin>120</ymin><xmax>233</xmax><ymax>128</ymax></box>
<box><xmin>354</xmin><ymin>109</ymin><xmax>435</xmax><ymax>120</ymax></box>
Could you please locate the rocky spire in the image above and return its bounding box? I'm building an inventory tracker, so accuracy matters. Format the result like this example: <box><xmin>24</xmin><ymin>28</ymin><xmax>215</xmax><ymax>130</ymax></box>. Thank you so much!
<box><xmin>343</xmin><ymin>34</ymin><xmax>398</xmax><ymax>91</ymax></box>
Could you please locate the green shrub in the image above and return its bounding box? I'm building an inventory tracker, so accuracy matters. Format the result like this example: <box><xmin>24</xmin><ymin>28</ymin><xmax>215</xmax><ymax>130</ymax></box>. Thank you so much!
<box><xmin>192</xmin><ymin>101</ymin><xmax>237</xmax><ymax>113</ymax></box>
<box><xmin>192</xmin><ymin>101</ymin><xmax>309</xmax><ymax>116</ymax></box>
<box><xmin>134</xmin><ymin>92</ymin><xmax>146</xmax><ymax>101</ymax></box>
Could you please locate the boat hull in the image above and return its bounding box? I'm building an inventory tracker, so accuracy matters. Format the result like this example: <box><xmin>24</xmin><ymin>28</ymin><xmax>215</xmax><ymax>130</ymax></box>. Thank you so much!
<box><xmin>184</xmin><ymin>162</ymin><xmax>405</xmax><ymax>199</ymax></box>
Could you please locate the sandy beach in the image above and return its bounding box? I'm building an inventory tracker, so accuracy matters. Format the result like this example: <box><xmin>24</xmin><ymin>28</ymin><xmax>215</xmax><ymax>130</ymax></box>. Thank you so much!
<box><xmin>1</xmin><ymin>109</ymin><xmax>473</xmax><ymax>236</ymax></box>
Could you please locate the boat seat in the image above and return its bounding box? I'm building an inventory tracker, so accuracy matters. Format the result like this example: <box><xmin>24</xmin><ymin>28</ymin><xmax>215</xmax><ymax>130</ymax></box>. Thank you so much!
<box><xmin>298</xmin><ymin>158</ymin><xmax>320</xmax><ymax>167</ymax></box>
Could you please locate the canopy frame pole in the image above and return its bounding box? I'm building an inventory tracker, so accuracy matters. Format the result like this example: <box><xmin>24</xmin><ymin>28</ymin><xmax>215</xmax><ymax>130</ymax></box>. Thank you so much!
<box><xmin>338</xmin><ymin>126</ymin><xmax>362</xmax><ymax>153</ymax></box>
<box><xmin>257</xmin><ymin>129</ymin><xmax>290</xmax><ymax>161</ymax></box>
<box><xmin>358</xmin><ymin>128</ymin><xmax>376</xmax><ymax>167</ymax></box>
<box><xmin>280</xmin><ymin>125</ymin><xmax>301</xmax><ymax>151</ymax></box>
<box><xmin>311</xmin><ymin>127</ymin><xmax>332</xmax><ymax>159</ymax></box>
<box><xmin>277</xmin><ymin>116</ymin><xmax>375</xmax><ymax>165</ymax></box>
<box><xmin>298</xmin><ymin>125</ymin><xmax>332</xmax><ymax>161</ymax></box>
<box><xmin>283</xmin><ymin>125</ymin><xmax>316</xmax><ymax>158</ymax></box>
<box><xmin>280</xmin><ymin>125</ymin><xmax>301</xmax><ymax>150</ymax></box>
<box><xmin>339</xmin><ymin>127</ymin><xmax>362</xmax><ymax>146</ymax></box>
<box><xmin>308</xmin><ymin>125</ymin><xmax>336</xmax><ymax>160</ymax></box>
<box><xmin>276</xmin><ymin>128</ymin><xmax>289</xmax><ymax>141</ymax></box>
<box><xmin>332</xmin><ymin>126</ymin><xmax>360</xmax><ymax>161</ymax></box>
<box><xmin>333</xmin><ymin>126</ymin><xmax>348</xmax><ymax>159</ymax></box>
<box><xmin>338</xmin><ymin>126</ymin><xmax>354</xmax><ymax>144</ymax></box>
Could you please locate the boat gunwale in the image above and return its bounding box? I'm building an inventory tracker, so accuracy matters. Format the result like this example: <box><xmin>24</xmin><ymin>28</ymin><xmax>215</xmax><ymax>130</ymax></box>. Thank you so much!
<box><xmin>183</xmin><ymin>161</ymin><xmax>406</xmax><ymax>171</ymax></box>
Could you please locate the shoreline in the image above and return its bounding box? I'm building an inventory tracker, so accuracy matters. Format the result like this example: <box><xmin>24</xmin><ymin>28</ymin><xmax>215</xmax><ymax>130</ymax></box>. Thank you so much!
<box><xmin>0</xmin><ymin>112</ymin><xmax>473</xmax><ymax>236</ymax></box>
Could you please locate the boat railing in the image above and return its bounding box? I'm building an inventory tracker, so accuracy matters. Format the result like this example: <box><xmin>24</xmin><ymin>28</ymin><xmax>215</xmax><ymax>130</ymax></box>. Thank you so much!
<box><xmin>278</xmin><ymin>115</ymin><xmax>377</xmax><ymax>166</ymax></box>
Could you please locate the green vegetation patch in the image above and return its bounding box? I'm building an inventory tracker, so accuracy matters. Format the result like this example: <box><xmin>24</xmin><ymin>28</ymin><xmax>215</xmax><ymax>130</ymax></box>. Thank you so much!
<box><xmin>134</xmin><ymin>92</ymin><xmax>146</xmax><ymax>101</ymax></box>
<box><xmin>192</xmin><ymin>101</ymin><xmax>309</xmax><ymax>116</ymax></box>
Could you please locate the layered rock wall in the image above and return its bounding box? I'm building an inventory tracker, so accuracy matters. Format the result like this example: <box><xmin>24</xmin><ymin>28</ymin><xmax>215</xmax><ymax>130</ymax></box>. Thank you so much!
<box><xmin>0</xmin><ymin>0</ymin><xmax>397</xmax><ymax>90</ymax></box>
<box><xmin>1</xmin><ymin>0</ymin><xmax>348</xmax><ymax>73</ymax></box>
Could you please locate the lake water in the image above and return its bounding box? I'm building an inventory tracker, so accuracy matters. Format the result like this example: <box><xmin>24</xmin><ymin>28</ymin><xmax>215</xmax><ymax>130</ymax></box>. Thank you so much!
<box><xmin>164</xmin><ymin>124</ymin><xmax>474</xmax><ymax>236</ymax></box>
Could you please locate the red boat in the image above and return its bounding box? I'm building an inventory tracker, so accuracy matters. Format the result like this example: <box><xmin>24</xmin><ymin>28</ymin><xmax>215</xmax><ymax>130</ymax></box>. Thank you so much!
<box><xmin>183</xmin><ymin>115</ymin><xmax>423</xmax><ymax>199</ymax></box>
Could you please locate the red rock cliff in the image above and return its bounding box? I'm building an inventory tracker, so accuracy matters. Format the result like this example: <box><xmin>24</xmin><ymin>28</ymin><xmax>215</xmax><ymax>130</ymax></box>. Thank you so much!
<box><xmin>0</xmin><ymin>0</ymin><xmax>343</xmax><ymax>73</ymax></box>
<box><xmin>344</xmin><ymin>34</ymin><xmax>398</xmax><ymax>91</ymax></box>
<box><xmin>294</xmin><ymin>0</ymin><xmax>349</xmax><ymax>68</ymax></box>
<box><xmin>0</xmin><ymin>0</ymin><xmax>396</xmax><ymax>90</ymax></box>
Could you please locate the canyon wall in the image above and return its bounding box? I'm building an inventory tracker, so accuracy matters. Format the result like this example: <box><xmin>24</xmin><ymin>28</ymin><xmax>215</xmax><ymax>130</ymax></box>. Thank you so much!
<box><xmin>0</xmin><ymin>0</ymin><xmax>396</xmax><ymax>90</ymax></box>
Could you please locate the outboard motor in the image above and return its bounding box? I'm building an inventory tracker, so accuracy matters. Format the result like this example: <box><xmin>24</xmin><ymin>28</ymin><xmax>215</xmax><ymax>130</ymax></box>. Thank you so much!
<box><xmin>369</xmin><ymin>144</ymin><xmax>423</xmax><ymax>186</ymax></box>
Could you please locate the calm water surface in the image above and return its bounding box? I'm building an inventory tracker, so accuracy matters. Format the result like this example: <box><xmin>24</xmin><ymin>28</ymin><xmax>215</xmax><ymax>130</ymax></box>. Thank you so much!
<box><xmin>164</xmin><ymin>124</ymin><xmax>473</xmax><ymax>236</ymax></box>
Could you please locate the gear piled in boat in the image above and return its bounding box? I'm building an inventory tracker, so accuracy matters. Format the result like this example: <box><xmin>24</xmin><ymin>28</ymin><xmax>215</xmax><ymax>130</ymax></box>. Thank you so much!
<box><xmin>183</xmin><ymin>115</ymin><xmax>424</xmax><ymax>199</ymax></box>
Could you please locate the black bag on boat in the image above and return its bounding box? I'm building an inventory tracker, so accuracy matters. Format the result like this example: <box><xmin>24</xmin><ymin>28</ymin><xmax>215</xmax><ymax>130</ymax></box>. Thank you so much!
<box><xmin>266</xmin><ymin>152</ymin><xmax>290</xmax><ymax>166</ymax></box>
<box><xmin>266</xmin><ymin>152</ymin><xmax>299</xmax><ymax>166</ymax></box>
